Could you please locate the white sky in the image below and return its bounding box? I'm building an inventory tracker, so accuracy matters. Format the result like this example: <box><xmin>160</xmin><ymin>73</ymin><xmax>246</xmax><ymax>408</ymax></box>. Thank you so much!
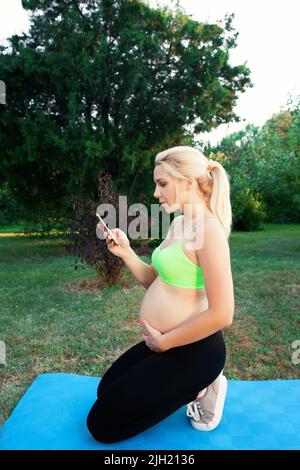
<box><xmin>1</xmin><ymin>0</ymin><xmax>299</xmax><ymax>145</ymax></box>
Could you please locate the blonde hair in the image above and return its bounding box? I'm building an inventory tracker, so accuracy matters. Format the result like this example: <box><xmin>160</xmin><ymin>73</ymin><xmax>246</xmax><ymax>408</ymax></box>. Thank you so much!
<box><xmin>154</xmin><ymin>145</ymin><xmax>232</xmax><ymax>238</ymax></box>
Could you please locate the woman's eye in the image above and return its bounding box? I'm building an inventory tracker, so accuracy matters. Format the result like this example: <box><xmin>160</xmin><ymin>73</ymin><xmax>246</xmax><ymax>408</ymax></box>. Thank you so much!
<box><xmin>160</xmin><ymin>183</ymin><xmax>166</xmax><ymax>187</ymax></box>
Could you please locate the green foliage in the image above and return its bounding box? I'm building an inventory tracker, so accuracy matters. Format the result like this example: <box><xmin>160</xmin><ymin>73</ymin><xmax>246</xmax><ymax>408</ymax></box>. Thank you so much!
<box><xmin>205</xmin><ymin>99</ymin><xmax>300</xmax><ymax>229</ymax></box>
<box><xmin>0</xmin><ymin>0</ymin><xmax>252</xmax><ymax>216</ymax></box>
<box><xmin>21</xmin><ymin>213</ymin><xmax>68</xmax><ymax>238</ymax></box>
<box><xmin>205</xmin><ymin>137</ymin><xmax>267</xmax><ymax>231</ymax></box>
<box><xmin>0</xmin><ymin>186</ymin><xmax>21</xmax><ymax>225</ymax></box>
<box><xmin>230</xmin><ymin>177</ymin><xmax>267</xmax><ymax>231</ymax></box>
<box><xmin>0</xmin><ymin>186</ymin><xmax>72</xmax><ymax>237</ymax></box>
<box><xmin>253</xmin><ymin>101</ymin><xmax>300</xmax><ymax>223</ymax></box>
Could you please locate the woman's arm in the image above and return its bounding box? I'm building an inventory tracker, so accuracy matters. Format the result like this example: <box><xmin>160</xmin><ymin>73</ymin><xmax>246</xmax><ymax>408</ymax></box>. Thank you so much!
<box><xmin>122</xmin><ymin>248</ymin><xmax>157</xmax><ymax>289</ymax></box>
<box><xmin>160</xmin><ymin>219</ymin><xmax>235</xmax><ymax>350</ymax></box>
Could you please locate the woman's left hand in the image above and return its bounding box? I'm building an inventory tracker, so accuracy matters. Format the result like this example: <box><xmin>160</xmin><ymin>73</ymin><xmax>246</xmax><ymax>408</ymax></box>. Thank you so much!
<box><xmin>140</xmin><ymin>319</ymin><xmax>167</xmax><ymax>353</ymax></box>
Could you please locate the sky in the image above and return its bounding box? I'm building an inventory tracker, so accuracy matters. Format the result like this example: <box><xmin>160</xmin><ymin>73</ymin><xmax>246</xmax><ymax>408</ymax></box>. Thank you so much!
<box><xmin>0</xmin><ymin>0</ymin><xmax>299</xmax><ymax>145</ymax></box>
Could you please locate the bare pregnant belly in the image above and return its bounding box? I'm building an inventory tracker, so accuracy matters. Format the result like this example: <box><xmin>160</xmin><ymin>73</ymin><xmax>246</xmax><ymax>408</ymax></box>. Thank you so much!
<box><xmin>139</xmin><ymin>277</ymin><xmax>208</xmax><ymax>333</ymax></box>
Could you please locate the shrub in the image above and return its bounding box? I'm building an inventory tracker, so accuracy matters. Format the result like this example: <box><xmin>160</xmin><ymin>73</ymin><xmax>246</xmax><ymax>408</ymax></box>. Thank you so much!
<box><xmin>65</xmin><ymin>173</ymin><xmax>126</xmax><ymax>287</ymax></box>
<box><xmin>231</xmin><ymin>181</ymin><xmax>267</xmax><ymax>231</ymax></box>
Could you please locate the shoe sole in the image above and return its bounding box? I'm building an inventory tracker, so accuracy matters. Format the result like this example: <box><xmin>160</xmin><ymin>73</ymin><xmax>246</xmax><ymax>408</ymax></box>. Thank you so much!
<box><xmin>190</xmin><ymin>375</ymin><xmax>228</xmax><ymax>432</ymax></box>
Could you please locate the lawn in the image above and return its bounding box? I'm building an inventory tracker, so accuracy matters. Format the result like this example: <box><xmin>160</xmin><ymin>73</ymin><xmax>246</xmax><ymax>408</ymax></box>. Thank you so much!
<box><xmin>0</xmin><ymin>223</ymin><xmax>299</xmax><ymax>425</ymax></box>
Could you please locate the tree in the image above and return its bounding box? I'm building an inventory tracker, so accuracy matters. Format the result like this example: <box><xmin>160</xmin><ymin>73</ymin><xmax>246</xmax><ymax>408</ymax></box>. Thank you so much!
<box><xmin>253</xmin><ymin>104</ymin><xmax>300</xmax><ymax>222</ymax></box>
<box><xmin>205</xmin><ymin>98</ymin><xmax>300</xmax><ymax>227</ymax></box>
<box><xmin>0</xmin><ymin>0</ymin><xmax>252</xmax><ymax>218</ymax></box>
<box><xmin>204</xmin><ymin>129</ymin><xmax>267</xmax><ymax>231</ymax></box>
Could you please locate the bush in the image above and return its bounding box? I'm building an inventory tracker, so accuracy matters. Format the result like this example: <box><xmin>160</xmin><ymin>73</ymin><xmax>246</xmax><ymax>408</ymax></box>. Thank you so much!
<box><xmin>65</xmin><ymin>173</ymin><xmax>126</xmax><ymax>287</ymax></box>
<box><xmin>231</xmin><ymin>181</ymin><xmax>267</xmax><ymax>231</ymax></box>
<box><xmin>21</xmin><ymin>213</ymin><xmax>69</xmax><ymax>238</ymax></box>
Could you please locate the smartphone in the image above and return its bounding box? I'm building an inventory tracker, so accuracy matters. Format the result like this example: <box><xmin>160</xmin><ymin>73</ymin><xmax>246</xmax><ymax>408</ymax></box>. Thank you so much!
<box><xmin>96</xmin><ymin>214</ymin><xmax>120</xmax><ymax>245</ymax></box>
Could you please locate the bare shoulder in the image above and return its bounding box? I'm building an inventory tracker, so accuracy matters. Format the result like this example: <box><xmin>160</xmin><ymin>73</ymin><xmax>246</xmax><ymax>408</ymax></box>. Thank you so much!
<box><xmin>196</xmin><ymin>217</ymin><xmax>229</xmax><ymax>261</ymax></box>
<box><xmin>204</xmin><ymin>216</ymin><xmax>225</xmax><ymax>232</ymax></box>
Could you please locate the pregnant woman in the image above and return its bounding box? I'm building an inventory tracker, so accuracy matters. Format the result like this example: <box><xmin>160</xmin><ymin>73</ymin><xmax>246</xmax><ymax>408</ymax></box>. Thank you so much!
<box><xmin>87</xmin><ymin>145</ymin><xmax>235</xmax><ymax>444</ymax></box>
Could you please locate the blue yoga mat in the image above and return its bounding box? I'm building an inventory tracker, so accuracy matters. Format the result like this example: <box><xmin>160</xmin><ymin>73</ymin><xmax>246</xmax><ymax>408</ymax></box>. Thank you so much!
<box><xmin>0</xmin><ymin>373</ymin><xmax>299</xmax><ymax>450</ymax></box>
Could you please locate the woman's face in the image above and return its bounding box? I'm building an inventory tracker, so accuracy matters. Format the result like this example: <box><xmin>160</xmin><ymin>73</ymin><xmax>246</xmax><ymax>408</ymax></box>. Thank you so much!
<box><xmin>153</xmin><ymin>166</ymin><xmax>182</xmax><ymax>213</ymax></box>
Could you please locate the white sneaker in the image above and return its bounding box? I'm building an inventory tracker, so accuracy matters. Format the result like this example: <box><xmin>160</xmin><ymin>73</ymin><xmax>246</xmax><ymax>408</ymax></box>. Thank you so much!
<box><xmin>186</xmin><ymin>373</ymin><xmax>228</xmax><ymax>431</ymax></box>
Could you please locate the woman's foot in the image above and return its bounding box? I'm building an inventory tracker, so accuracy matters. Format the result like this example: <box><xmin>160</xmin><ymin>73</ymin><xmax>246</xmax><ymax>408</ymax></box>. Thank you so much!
<box><xmin>186</xmin><ymin>372</ymin><xmax>228</xmax><ymax>431</ymax></box>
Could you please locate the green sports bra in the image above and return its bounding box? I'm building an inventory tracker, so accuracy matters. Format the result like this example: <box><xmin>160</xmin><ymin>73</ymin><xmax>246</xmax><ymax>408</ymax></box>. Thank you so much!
<box><xmin>151</xmin><ymin>218</ymin><xmax>205</xmax><ymax>289</ymax></box>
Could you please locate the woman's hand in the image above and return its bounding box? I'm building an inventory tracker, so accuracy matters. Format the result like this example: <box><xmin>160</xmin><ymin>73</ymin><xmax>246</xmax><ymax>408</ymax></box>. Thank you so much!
<box><xmin>99</xmin><ymin>225</ymin><xmax>131</xmax><ymax>259</ymax></box>
<box><xmin>140</xmin><ymin>319</ymin><xmax>167</xmax><ymax>353</ymax></box>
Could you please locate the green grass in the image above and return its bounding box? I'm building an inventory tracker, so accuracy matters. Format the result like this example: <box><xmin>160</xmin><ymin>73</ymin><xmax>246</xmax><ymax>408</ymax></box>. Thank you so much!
<box><xmin>0</xmin><ymin>223</ymin><xmax>300</xmax><ymax>425</ymax></box>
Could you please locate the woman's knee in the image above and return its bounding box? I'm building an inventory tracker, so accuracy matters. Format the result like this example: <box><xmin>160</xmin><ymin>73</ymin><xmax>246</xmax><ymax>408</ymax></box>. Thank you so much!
<box><xmin>86</xmin><ymin>407</ymin><xmax>123</xmax><ymax>444</ymax></box>
<box><xmin>86</xmin><ymin>417</ymin><xmax>115</xmax><ymax>444</ymax></box>
<box><xmin>86</xmin><ymin>402</ymin><xmax>107</xmax><ymax>443</ymax></box>
<box><xmin>86</xmin><ymin>399</ymin><xmax>125</xmax><ymax>444</ymax></box>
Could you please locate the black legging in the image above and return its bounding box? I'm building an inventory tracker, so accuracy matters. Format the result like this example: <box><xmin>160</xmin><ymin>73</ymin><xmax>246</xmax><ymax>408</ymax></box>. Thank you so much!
<box><xmin>86</xmin><ymin>330</ymin><xmax>226</xmax><ymax>443</ymax></box>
